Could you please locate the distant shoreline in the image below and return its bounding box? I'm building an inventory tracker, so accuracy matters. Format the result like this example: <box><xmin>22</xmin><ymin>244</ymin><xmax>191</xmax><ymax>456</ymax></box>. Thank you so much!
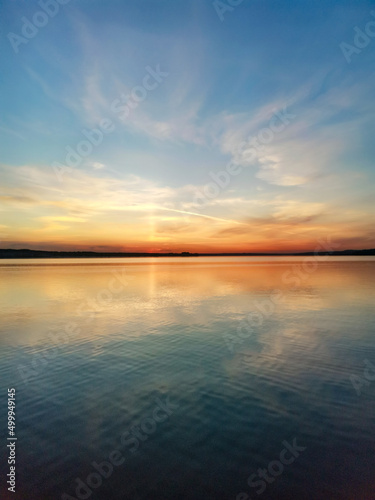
<box><xmin>1</xmin><ymin>248</ymin><xmax>375</xmax><ymax>258</ymax></box>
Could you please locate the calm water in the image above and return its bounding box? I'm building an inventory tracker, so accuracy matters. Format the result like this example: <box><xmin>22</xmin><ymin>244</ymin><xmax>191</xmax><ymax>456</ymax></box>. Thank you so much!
<box><xmin>0</xmin><ymin>257</ymin><xmax>374</xmax><ymax>500</ymax></box>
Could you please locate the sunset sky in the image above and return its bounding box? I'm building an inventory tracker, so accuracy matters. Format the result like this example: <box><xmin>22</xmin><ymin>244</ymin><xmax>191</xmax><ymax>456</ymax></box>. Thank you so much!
<box><xmin>1</xmin><ymin>0</ymin><xmax>375</xmax><ymax>253</ymax></box>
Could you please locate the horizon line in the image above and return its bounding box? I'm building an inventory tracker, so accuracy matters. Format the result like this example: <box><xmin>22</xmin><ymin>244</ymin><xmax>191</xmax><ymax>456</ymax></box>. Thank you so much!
<box><xmin>1</xmin><ymin>247</ymin><xmax>375</xmax><ymax>258</ymax></box>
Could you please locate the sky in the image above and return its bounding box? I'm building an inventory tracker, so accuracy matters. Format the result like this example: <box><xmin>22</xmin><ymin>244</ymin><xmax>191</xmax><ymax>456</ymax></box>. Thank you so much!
<box><xmin>0</xmin><ymin>0</ymin><xmax>375</xmax><ymax>253</ymax></box>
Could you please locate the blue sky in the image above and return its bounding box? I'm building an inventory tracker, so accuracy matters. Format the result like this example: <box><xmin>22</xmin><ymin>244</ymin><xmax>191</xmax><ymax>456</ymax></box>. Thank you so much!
<box><xmin>0</xmin><ymin>0</ymin><xmax>375</xmax><ymax>252</ymax></box>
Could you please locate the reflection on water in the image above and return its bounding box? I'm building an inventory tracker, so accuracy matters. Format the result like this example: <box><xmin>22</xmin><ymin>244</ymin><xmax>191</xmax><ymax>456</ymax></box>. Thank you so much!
<box><xmin>0</xmin><ymin>257</ymin><xmax>374</xmax><ymax>499</ymax></box>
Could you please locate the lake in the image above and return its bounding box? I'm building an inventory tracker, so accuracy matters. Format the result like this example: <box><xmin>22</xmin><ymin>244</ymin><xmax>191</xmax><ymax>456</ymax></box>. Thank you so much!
<box><xmin>0</xmin><ymin>257</ymin><xmax>374</xmax><ymax>499</ymax></box>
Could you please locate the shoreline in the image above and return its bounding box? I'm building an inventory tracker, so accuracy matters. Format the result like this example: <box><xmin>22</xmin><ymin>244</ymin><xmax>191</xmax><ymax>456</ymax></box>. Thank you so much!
<box><xmin>1</xmin><ymin>249</ymin><xmax>375</xmax><ymax>259</ymax></box>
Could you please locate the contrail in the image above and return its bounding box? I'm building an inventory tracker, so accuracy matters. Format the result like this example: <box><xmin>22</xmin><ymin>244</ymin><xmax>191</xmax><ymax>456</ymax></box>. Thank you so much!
<box><xmin>108</xmin><ymin>203</ymin><xmax>246</xmax><ymax>225</ymax></box>
<box><xmin>156</xmin><ymin>206</ymin><xmax>245</xmax><ymax>225</ymax></box>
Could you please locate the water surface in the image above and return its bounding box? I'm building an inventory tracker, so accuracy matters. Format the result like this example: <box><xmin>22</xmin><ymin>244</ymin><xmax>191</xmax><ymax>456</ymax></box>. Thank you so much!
<box><xmin>0</xmin><ymin>257</ymin><xmax>374</xmax><ymax>499</ymax></box>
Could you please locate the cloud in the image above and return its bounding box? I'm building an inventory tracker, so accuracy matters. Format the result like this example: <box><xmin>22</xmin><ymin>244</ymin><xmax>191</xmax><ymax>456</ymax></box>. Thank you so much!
<box><xmin>0</xmin><ymin>164</ymin><xmax>248</xmax><ymax>233</ymax></box>
<box><xmin>0</xmin><ymin>194</ymin><xmax>38</xmax><ymax>205</ymax></box>
<box><xmin>0</xmin><ymin>126</ymin><xmax>26</xmax><ymax>141</ymax></box>
<box><xmin>90</xmin><ymin>162</ymin><xmax>106</xmax><ymax>170</ymax></box>
<box><xmin>206</xmin><ymin>74</ymin><xmax>375</xmax><ymax>187</ymax></box>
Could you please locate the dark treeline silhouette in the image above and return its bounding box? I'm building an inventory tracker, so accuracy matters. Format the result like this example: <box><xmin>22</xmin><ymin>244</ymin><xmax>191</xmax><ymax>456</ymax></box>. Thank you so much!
<box><xmin>1</xmin><ymin>248</ymin><xmax>375</xmax><ymax>259</ymax></box>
